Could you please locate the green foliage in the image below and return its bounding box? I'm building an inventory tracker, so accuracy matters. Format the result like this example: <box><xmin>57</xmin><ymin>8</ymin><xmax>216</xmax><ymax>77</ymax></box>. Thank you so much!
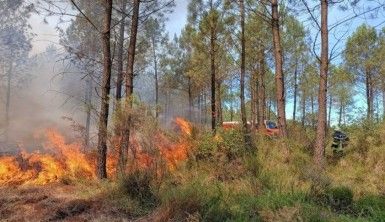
<box><xmin>194</xmin><ymin>132</ymin><xmax>218</xmax><ymax>160</ymax></box>
<box><xmin>325</xmin><ymin>186</ymin><xmax>354</xmax><ymax>213</ymax></box>
<box><xmin>103</xmin><ymin>120</ymin><xmax>385</xmax><ymax>221</ymax></box>
<box><xmin>159</xmin><ymin>178</ymin><xmax>235</xmax><ymax>222</ymax></box>
<box><xmin>116</xmin><ymin>170</ymin><xmax>159</xmax><ymax>210</ymax></box>
<box><xmin>217</xmin><ymin>129</ymin><xmax>246</xmax><ymax>160</ymax></box>
<box><xmin>354</xmin><ymin>195</ymin><xmax>385</xmax><ymax>220</ymax></box>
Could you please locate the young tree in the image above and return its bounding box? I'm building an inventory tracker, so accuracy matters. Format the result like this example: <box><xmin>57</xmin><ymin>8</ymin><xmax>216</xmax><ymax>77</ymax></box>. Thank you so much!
<box><xmin>116</xmin><ymin>0</ymin><xmax>128</xmax><ymax>100</ymax></box>
<box><xmin>344</xmin><ymin>24</ymin><xmax>378</xmax><ymax>120</ymax></box>
<box><xmin>96</xmin><ymin>0</ymin><xmax>113</xmax><ymax>179</ymax></box>
<box><xmin>313</xmin><ymin>0</ymin><xmax>329</xmax><ymax>167</ymax></box>
<box><xmin>329</xmin><ymin>66</ymin><xmax>355</xmax><ymax>126</ymax></box>
<box><xmin>119</xmin><ymin>0</ymin><xmax>140</xmax><ymax>172</ymax></box>
<box><xmin>143</xmin><ymin>18</ymin><xmax>168</xmax><ymax>119</ymax></box>
<box><xmin>239</xmin><ymin>0</ymin><xmax>248</xmax><ymax>134</ymax></box>
<box><xmin>245</xmin><ymin>5</ymin><xmax>271</xmax><ymax>130</ymax></box>
<box><xmin>270</xmin><ymin>0</ymin><xmax>287</xmax><ymax>137</ymax></box>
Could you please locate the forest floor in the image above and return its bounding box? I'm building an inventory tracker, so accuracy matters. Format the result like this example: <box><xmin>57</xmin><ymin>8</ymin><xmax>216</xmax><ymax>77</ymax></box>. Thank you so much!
<box><xmin>0</xmin><ymin>183</ymin><xmax>160</xmax><ymax>222</ymax></box>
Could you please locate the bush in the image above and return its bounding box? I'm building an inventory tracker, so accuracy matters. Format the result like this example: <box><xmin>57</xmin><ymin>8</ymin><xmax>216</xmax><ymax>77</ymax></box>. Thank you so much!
<box><xmin>117</xmin><ymin>170</ymin><xmax>159</xmax><ymax>209</ymax></box>
<box><xmin>326</xmin><ymin>186</ymin><xmax>353</xmax><ymax>213</ymax></box>
<box><xmin>353</xmin><ymin>195</ymin><xmax>385</xmax><ymax>220</ymax></box>
<box><xmin>217</xmin><ymin>129</ymin><xmax>246</xmax><ymax>160</ymax></box>
<box><xmin>194</xmin><ymin>132</ymin><xmax>217</xmax><ymax>160</ymax></box>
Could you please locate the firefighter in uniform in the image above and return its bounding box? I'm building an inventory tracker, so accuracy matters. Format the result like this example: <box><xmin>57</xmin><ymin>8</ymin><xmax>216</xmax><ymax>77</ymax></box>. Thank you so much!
<box><xmin>331</xmin><ymin>126</ymin><xmax>349</xmax><ymax>157</ymax></box>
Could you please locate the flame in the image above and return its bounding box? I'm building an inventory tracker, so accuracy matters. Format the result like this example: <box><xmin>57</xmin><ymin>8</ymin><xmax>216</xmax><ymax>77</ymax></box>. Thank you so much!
<box><xmin>0</xmin><ymin>118</ymin><xmax>193</xmax><ymax>186</ymax></box>
<box><xmin>174</xmin><ymin>117</ymin><xmax>193</xmax><ymax>136</ymax></box>
<box><xmin>0</xmin><ymin>129</ymin><xmax>95</xmax><ymax>186</ymax></box>
<box><xmin>118</xmin><ymin>117</ymin><xmax>192</xmax><ymax>172</ymax></box>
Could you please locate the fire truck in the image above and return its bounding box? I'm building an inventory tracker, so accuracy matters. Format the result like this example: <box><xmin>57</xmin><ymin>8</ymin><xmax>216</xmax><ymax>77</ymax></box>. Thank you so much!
<box><xmin>222</xmin><ymin>120</ymin><xmax>280</xmax><ymax>136</ymax></box>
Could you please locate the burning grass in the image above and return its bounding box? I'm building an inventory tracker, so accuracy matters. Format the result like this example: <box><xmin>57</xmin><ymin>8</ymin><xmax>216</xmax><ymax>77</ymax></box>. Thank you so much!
<box><xmin>1</xmin><ymin>118</ymin><xmax>384</xmax><ymax>221</ymax></box>
<box><xmin>0</xmin><ymin>129</ymin><xmax>96</xmax><ymax>185</ymax></box>
<box><xmin>0</xmin><ymin>118</ymin><xmax>193</xmax><ymax>186</ymax></box>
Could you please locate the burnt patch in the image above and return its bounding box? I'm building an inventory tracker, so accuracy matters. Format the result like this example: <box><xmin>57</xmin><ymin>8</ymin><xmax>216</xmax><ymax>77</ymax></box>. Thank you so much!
<box><xmin>47</xmin><ymin>199</ymin><xmax>91</xmax><ymax>221</ymax></box>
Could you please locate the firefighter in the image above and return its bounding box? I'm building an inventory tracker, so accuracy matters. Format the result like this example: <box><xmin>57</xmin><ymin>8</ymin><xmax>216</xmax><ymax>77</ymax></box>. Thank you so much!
<box><xmin>331</xmin><ymin>126</ymin><xmax>349</xmax><ymax>157</ymax></box>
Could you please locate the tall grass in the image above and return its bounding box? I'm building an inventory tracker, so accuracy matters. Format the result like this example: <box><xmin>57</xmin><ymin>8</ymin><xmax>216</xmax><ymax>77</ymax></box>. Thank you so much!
<box><xmin>98</xmin><ymin>120</ymin><xmax>385</xmax><ymax>221</ymax></box>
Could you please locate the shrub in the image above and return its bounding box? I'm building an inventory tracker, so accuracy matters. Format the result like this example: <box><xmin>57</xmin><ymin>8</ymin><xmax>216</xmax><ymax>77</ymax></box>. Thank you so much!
<box><xmin>194</xmin><ymin>132</ymin><xmax>217</xmax><ymax>160</ymax></box>
<box><xmin>217</xmin><ymin>129</ymin><xmax>246</xmax><ymax>160</ymax></box>
<box><xmin>326</xmin><ymin>186</ymin><xmax>353</xmax><ymax>213</ymax></box>
<box><xmin>353</xmin><ymin>195</ymin><xmax>385</xmax><ymax>220</ymax></box>
<box><xmin>117</xmin><ymin>170</ymin><xmax>159</xmax><ymax>209</ymax></box>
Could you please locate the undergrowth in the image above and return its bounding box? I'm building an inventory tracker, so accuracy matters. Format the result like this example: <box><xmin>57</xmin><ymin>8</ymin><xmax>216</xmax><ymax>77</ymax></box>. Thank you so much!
<box><xmin>96</xmin><ymin>120</ymin><xmax>385</xmax><ymax>221</ymax></box>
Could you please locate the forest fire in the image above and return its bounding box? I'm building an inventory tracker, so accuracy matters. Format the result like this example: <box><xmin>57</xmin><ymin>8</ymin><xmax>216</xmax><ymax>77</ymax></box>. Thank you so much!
<box><xmin>0</xmin><ymin>118</ymin><xmax>192</xmax><ymax>186</ymax></box>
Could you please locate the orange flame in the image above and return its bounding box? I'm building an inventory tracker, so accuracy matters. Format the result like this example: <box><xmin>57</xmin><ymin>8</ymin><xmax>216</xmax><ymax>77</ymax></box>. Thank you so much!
<box><xmin>0</xmin><ymin>129</ymin><xmax>95</xmax><ymax>186</ymax></box>
<box><xmin>0</xmin><ymin>118</ymin><xmax>194</xmax><ymax>186</ymax></box>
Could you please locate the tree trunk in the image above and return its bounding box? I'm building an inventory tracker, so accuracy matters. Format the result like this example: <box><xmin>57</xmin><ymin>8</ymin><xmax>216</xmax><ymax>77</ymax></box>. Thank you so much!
<box><xmin>120</xmin><ymin>0</ymin><xmax>140</xmax><ymax>173</ymax></box>
<box><xmin>116</xmin><ymin>0</ymin><xmax>127</xmax><ymax>100</ymax></box>
<box><xmin>152</xmin><ymin>35</ymin><xmax>159</xmax><ymax>119</ymax></box>
<box><xmin>293</xmin><ymin>61</ymin><xmax>298</xmax><ymax>122</ymax></box>
<box><xmin>376</xmin><ymin>93</ymin><xmax>379</xmax><ymax>122</ymax></box>
<box><xmin>301</xmin><ymin>94</ymin><xmax>306</xmax><ymax>127</ymax></box>
<box><xmin>188</xmin><ymin>77</ymin><xmax>193</xmax><ymax>121</ymax></box>
<box><xmin>328</xmin><ymin>95</ymin><xmax>332</xmax><ymax>128</ymax></box>
<box><xmin>314</xmin><ymin>0</ymin><xmax>328</xmax><ymax>168</ymax></box>
<box><xmin>210</xmin><ymin>5</ymin><xmax>216</xmax><ymax>132</ymax></box>
<box><xmin>257</xmin><ymin>47</ymin><xmax>266</xmax><ymax>129</ymax></box>
<box><xmin>240</xmin><ymin>0</ymin><xmax>247</xmax><ymax>132</ymax></box>
<box><xmin>251</xmin><ymin>71</ymin><xmax>257</xmax><ymax>131</ymax></box>
<box><xmin>271</xmin><ymin>0</ymin><xmax>287</xmax><ymax>138</ymax></box>
<box><xmin>216</xmin><ymin>81</ymin><xmax>223</xmax><ymax>126</ymax></box>
<box><xmin>85</xmin><ymin>74</ymin><xmax>93</xmax><ymax>148</ymax></box>
<box><xmin>311</xmin><ymin>95</ymin><xmax>315</xmax><ymax>128</ymax></box>
<box><xmin>338</xmin><ymin>102</ymin><xmax>343</xmax><ymax>126</ymax></box>
<box><xmin>204</xmin><ymin>92</ymin><xmax>208</xmax><ymax>125</ymax></box>
<box><xmin>382</xmin><ymin>90</ymin><xmax>385</xmax><ymax>119</ymax></box>
<box><xmin>365</xmin><ymin>69</ymin><xmax>375</xmax><ymax>120</ymax></box>
<box><xmin>96</xmin><ymin>0</ymin><xmax>113</xmax><ymax>179</ymax></box>
<box><xmin>5</xmin><ymin>62</ymin><xmax>12</xmax><ymax>141</ymax></box>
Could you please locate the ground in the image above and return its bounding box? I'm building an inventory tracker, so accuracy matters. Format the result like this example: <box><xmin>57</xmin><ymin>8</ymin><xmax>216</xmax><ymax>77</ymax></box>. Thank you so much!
<box><xmin>0</xmin><ymin>183</ymin><xmax>155</xmax><ymax>222</ymax></box>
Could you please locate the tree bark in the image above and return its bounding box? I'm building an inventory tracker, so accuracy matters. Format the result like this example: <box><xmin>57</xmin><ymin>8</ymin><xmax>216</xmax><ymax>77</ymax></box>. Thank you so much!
<box><xmin>382</xmin><ymin>90</ymin><xmax>385</xmax><ymax>119</ymax></box>
<box><xmin>96</xmin><ymin>0</ymin><xmax>113</xmax><ymax>179</ymax></box>
<box><xmin>152</xmin><ymin>35</ymin><xmax>159</xmax><ymax>119</ymax></box>
<box><xmin>116</xmin><ymin>0</ymin><xmax>127</xmax><ymax>100</ymax></box>
<box><xmin>210</xmin><ymin>4</ymin><xmax>216</xmax><ymax>132</ymax></box>
<box><xmin>338</xmin><ymin>102</ymin><xmax>343</xmax><ymax>126</ymax></box>
<box><xmin>271</xmin><ymin>0</ymin><xmax>287</xmax><ymax>138</ymax></box>
<box><xmin>268</xmin><ymin>99</ymin><xmax>272</xmax><ymax>120</ymax></box>
<box><xmin>240</xmin><ymin>0</ymin><xmax>247</xmax><ymax>132</ymax></box>
<box><xmin>251</xmin><ymin>71</ymin><xmax>257</xmax><ymax>131</ymax></box>
<box><xmin>188</xmin><ymin>77</ymin><xmax>193</xmax><ymax>121</ymax></box>
<box><xmin>328</xmin><ymin>95</ymin><xmax>332</xmax><ymax>128</ymax></box>
<box><xmin>311</xmin><ymin>95</ymin><xmax>315</xmax><ymax>128</ymax></box>
<box><xmin>5</xmin><ymin>62</ymin><xmax>12</xmax><ymax>141</ymax></box>
<box><xmin>85</xmin><ymin>74</ymin><xmax>93</xmax><ymax>148</ymax></box>
<box><xmin>216</xmin><ymin>81</ymin><xmax>223</xmax><ymax>126</ymax></box>
<box><xmin>257</xmin><ymin>47</ymin><xmax>266</xmax><ymax>129</ymax></box>
<box><xmin>120</xmin><ymin>0</ymin><xmax>140</xmax><ymax>173</ymax></box>
<box><xmin>293</xmin><ymin>61</ymin><xmax>298</xmax><ymax>122</ymax></box>
<box><xmin>365</xmin><ymin>70</ymin><xmax>374</xmax><ymax>120</ymax></box>
<box><xmin>301</xmin><ymin>94</ymin><xmax>306</xmax><ymax>127</ymax></box>
<box><xmin>314</xmin><ymin>0</ymin><xmax>329</xmax><ymax>168</ymax></box>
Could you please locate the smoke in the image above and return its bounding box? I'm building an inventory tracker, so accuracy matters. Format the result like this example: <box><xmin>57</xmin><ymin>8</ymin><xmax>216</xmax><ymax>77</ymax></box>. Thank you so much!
<box><xmin>0</xmin><ymin>48</ymin><xmax>91</xmax><ymax>151</ymax></box>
